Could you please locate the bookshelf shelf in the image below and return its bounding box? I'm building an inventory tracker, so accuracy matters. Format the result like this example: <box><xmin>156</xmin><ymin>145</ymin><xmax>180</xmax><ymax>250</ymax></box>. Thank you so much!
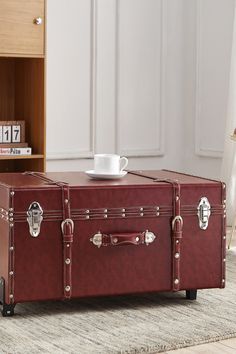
<box><xmin>0</xmin><ymin>0</ymin><xmax>45</xmax><ymax>172</ymax></box>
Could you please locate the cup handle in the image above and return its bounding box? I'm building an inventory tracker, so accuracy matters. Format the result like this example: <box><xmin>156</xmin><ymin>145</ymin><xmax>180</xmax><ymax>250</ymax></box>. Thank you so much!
<box><xmin>120</xmin><ymin>157</ymin><xmax>128</xmax><ymax>172</ymax></box>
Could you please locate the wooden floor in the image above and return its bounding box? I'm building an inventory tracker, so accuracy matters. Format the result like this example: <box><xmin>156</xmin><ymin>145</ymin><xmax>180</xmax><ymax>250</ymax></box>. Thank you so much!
<box><xmin>165</xmin><ymin>228</ymin><xmax>236</xmax><ymax>354</ymax></box>
<box><xmin>166</xmin><ymin>338</ymin><xmax>236</xmax><ymax>353</ymax></box>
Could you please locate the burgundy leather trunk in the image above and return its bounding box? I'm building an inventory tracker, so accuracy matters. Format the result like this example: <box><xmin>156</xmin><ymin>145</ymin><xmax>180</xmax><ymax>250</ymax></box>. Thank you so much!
<box><xmin>0</xmin><ymin>170</ymin><xmax>226</xmax><ymax>316</ymax></box>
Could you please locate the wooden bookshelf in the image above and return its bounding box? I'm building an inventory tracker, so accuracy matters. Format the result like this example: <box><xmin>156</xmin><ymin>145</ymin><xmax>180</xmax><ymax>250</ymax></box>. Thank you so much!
<box><xmin>0</xmin><ymin>0</ymin><xmax>45</xmax><ymax>172</ymax></box>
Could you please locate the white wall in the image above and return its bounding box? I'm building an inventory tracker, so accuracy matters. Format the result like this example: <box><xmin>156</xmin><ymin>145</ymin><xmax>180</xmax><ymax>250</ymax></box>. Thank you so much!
<box><xmin>46</xmin><ymin>0</ymin><xmax>235</xmax><ymax>179</ymax></box>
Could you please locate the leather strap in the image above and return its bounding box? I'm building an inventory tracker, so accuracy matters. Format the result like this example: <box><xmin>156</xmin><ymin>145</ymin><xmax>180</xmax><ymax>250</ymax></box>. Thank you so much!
<box><xmin>24</xmin><ymin>172</ymin><xmax>74</xmax><ymax>299</ymax></box>
<box><xmin>128</xmin><ymin>171</ymin><xmax>183</xmax><ymax>291</ymax></box>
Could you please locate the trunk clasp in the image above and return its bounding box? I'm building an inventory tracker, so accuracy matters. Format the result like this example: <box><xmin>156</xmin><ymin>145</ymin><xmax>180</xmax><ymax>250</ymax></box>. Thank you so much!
<box><xmin>27</xmin><ymin>202</ymin><xmax>43</xmax><ymax>237</ymax></box>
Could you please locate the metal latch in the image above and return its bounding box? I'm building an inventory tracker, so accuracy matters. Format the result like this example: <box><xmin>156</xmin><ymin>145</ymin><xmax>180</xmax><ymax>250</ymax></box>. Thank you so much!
<box><xmin>197</xmin><ymin>197</ymin><xmax>211</xmax><ymax>230</ymax></box>
<box><xmin>27</xmin><ymin>202</ymin><xmax>43</xmax><ymax>237</ymax></box>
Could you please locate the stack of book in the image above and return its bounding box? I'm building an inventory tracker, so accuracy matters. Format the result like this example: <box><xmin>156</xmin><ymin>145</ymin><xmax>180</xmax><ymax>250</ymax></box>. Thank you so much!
<box><xmin>0</xmin><ymin>120</ymin><xmax>32</xmax><ymax>156</ymax></box>
<box><xmin>0</xmin><ymin>143</ymin><xmax>32</xmax><ymax>156</ymax></box>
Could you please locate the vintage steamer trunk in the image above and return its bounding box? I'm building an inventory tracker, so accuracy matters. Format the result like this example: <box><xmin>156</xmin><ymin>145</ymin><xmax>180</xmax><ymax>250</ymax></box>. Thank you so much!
<box><xmin>0</xmin><ymin>170</ymin><xmax>226</xmax><ymax>316</ymax></box>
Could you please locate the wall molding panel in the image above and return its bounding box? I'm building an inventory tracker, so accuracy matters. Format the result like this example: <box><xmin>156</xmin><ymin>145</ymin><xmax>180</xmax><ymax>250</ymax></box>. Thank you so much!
<box><xmin>47</xmin><ymin>0</ymin><xmax>97</xmax><ymax>160</ymax></box>
<box><xmin>194</xmin><ymin>0</ymin><xmax>233</xmax><ymax>159</ymax></box>
<box><xmin>115</xmin><ymin>0</ymin><xmax>166</xmax><ymax>157</ymax></box>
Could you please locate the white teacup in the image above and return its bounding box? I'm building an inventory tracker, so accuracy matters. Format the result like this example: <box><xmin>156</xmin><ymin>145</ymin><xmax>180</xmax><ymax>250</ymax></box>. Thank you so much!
<box><xmin>94</xmin><ymin>154</ymin><xmax>128</xmax><ymax>174</ymax></box>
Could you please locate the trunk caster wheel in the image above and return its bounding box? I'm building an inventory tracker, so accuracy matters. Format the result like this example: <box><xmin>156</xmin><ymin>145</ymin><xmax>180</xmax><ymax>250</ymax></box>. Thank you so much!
<box><xmin>186</xmin><ymin>289</ymin><xmax>197</xmax><ymax>300</ymax></box>
<box><xmin>0</xmin><ymin>277</ymin><xmax>16</xmax><ymax>317</ymax></box>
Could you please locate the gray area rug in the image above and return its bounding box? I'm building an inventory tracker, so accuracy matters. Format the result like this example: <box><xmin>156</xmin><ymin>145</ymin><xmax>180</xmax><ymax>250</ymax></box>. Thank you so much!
<box><xmin>0</xmin><ymin>249</ymin><xmax>235</xmax><ymax>354</ymax></box>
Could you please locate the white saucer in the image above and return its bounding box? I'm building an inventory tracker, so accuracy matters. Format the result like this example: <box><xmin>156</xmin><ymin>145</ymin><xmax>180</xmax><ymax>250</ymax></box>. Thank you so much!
<box><xmin>86</xmin><ymin>170</ymin><xmax>127</xmax><ymax>180</ymax></box>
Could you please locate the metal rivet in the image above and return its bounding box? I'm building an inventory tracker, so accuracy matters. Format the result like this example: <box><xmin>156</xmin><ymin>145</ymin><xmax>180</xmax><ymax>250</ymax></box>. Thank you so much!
<box><xmin>113</xmin><ymin>237</ymin><xmax>118</xmax><ymax>244</ymax></box>
<box><xmin>140</xmin><ymin>213</ymin><xmax>144</xmax><ymax>217</ymax></box>
<box><xmin>156</xmin><ymin>206</ymin><xmax>159</xmax><ymax>210</ymax></box>
<box><xmin>104</xmin><ymin>214</ymin><xmax>108</xmax><ymax>218</ymax></box>
<box><xmin>122</xmin><ymin>208</ymin><xmax>126</xmax><ymax>212</ymax></box>
<box><xmin>86</xmin><ymin>210</ymin><xmax>90</xmax><ymax>213</ymax></box>
<box><xmin>9</xmin><ymin>271</ymin><xmax>14</xmax><ymax>276</ymax></box>
<box><xmin>9</xmin><ymin>246</ymin><xmax>14</xmax><ymax>251</ymax></box>
<box><xmin>104</xmin><ymin>209</ymin><xmax>107</xmax><ymax>213</ymax></box>
<box><xmin>223</xmin><ymin>236</ymin><xmax>226</xmax><ymax>240</ymax></box>
<box><xmin>122</xmin><ymin>213</ymin><xmax>125</xmax><ymax>217</ymax></box>
<box><xmin>67</xmin><ymin>244</ymin><xmax>70</xmax><ymax>248</ymax></box>
<box><xmin>86</xmin><ymin>215</ymin><xmax>90</xmax><ymax>219</ymax></box>
<box><xmin>65</xmin><ymin>286</ymin><xmax>70</xmax><ymax>292</ymax></box>
<box><xmin>176</xmin><ymin>196</ymin><xmax>179</xmax><ymax>201</ymax></box>
<box><xmin>174</xmin><ymin>279</ymin><xmax>179</xmax><ymax>285</ymax></box>
<box><xmin>10</xmin><ymin>191</ymin><xmax>15</xmax><ymax>196</ymax></box>
<box><xmin>223</xmin><ymin>258</ymin><xmax>226</xmax><ymax>262</ymax></box>
<box><xmin>136</xmin><ymin>236</ymin><xmax>139</xmax><ymax>242</ymax></box>
<box><xmin>9</xmin><ymin>294</ymin><xmax>14</xmax><ymax>299</ymax></box>
<box><xmin>156</xmin><ymin>212</ymin><xmax>159</xmax><ymax>216</ymax></box>
<box><xmin>223</xmin><ymin>199</ymin><xmax>226</xmax><ymax>204</ymax></box>
<box><xmin>175</xmin><ymin>253</ymin><xmax>180</xmax><ymax>259</ymax></box>
<box><xmin>140</xmin><ymin>207</ymin><xmax>143</xmax><ymax>211</ymax></box>
<box><xmin>65</xmin><ymin>199</ymin><xmax>69</xmax><ymax>204</ymax></box>
<box><xmin>222</xmin><ymin>279</ymin><xmax>225</xmax><ymax>283</ymax></box>
<box><xmin>176</xmin><ymin>240</ymin><xmax>179</xmax><ymax>244</ymax></box>
<box><xmin>10</xmin><ymin>223</ymin><xmax>14</xmax><ymax>227</ymax></box>
<box><xmin>65</xmin><ymin>258</ymin><xmax>71</xmax><ymax>265</ymax></box>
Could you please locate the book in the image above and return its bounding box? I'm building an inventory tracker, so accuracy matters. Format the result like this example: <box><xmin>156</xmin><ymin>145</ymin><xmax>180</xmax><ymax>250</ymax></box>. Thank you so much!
<box><xmin>0</xmin><ymin>147</ymin><xmax>32</xmax><ymax>155</ymax></box>
<box><xmin>0</xmin><ymin>142</ymin><xmax>28</xmax><ymax>148</ymax></box>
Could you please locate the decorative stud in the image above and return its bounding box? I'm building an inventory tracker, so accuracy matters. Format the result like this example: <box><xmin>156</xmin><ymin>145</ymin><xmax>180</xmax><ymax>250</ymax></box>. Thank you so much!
<box><xmin>104</xmin><ymin>214</ymin><xmax>108</xmax><ymax>218</ymax></box>
<box><xmin>156</xmin><ymin>206</ymin><xmax>160</xmax><ymax>210</ymax></box>
<box><xmin>9</xmin><ymin>271</ymin><xmax>14</xmax><ymax>276</ymax></box>
<box><xmin>113</xmin><ymin>237</ymin><xmax>118</xmax><ymax>244</ymax></box>
<box><xmin>9</xmin><ymin>213</ymin><xmax>13</xmax><ymax>217</ymax></box>
<box><xmin>104</xmin><ymin>209</ymin><xmax>107</xmax><ymax>213</ymax></box>
<box><xmin>9</xmin><ymin>208</ymin><xmax>13</xmax><ymax>212</ymax></box>
<box><xmin>222</xmin><ymin>279</ymin><xmax>225</xmax><ymax>283</ymax></box>
<box><xmin>86</xmin><ymin>215</ymin><xmax>90</xmax><ymax>219</ymax></box>
<box><xmin>9</xmin><ymin>294</ymin><xmax>14</xmax><ymax>299</ymax></box>
<box><xmin>65</xmin><ymin>258</ymin><xmax>71</xmax><ymax>265</ymax></box>
<box><xmin>122</xmin><ymin>213</ymin><xmax>125</xmax><ymax>217</ymax></box>
<box><xmin>9</xmin><ymin>218</ymin><xmax>13</xmax><ymax>222</ymax></box>
<box><xmin>176</xmin><ymin>196</ymin><xmax>179</xmax><ymax>201</ymax></box>
<box><xmin>86</xmin><ymin>210</ymin><xmax>90</xmax><ymax>213</ymax></box>
<box><xmin>9</xmin><ymin>246</ymin><xmax>14</xmax><ymax>251</ymax></box>
<box><xmin>174</xmin><ymin>253</ymin><xmax>180</xmax><ymax>259</ymax></box>
<box><xmin>10</xmin><ymin>191</ymin><xmax>15</xmax><ymax>196</ymax></box>
<box><xmin>176</xmin><ymin>240</ymin><xmax>179</xmax><ymax>244</ymax></box>
<box><xmin>10</xmin><ymin>223</ymin><xmax>14</xmax><ymax>227</ymax></box>
<box><xmin>136</xmin><ymin>236</ymin><xmax>139</xmax><ymax>242</ymax></box>
<box><xmin>140</xmin><ymin>207</ymin><xmax>143</xmax><ymax>211</ymax></box>
<box><xmin>174</xmin><ymin>279</ymin><xmax>179</xmax><ymax>285</ymax></box>
<box><xmin>222</xmin><ymin>183</ymin><xmax>226</xmax><ymax>189</ymax></box>
<box><xmin>223</xmin><ymin>236</ymin><xmax>226</xmax><ymax>240</ymax></box>
<box><xmin>223</xmin><ymin>214</ymin><xmax>226</xmax><ymax>218</ymax></box>
<box><xmin>122</xmin><ymin>208</ymin><xmax>126</xmax><ymax>212</ymax></box>
<box><xmin>66</xmin><ymin>244</ymin><xmax>70</xmax><ymax>248</ymax></box>
<box><xmin>65</xmin><ymin>285</ymin><xmax>70</xmax><ymax>292</ymax></box>
<box><xmin>140</xmin><ymin>213</ymin><xmax>144</xmax><ymax>217</ymax></box>
<box><xmin>223</xmin><ymin>258</ymin><xmax>226</xmax><ymax>262</ymax></box>
<box><xmin>223</xmin><ymin>199</ymin><xmax>226</xmax><ymax>204</ymax></box>
<box><xmin>156</xmin><ymin>212</ymin><xmax>159</xmax><ymax>216</ymax></box>
<box><xmin>65</xmin><ymin>199</ymin><xmax>69</xmax><ymax>204</ymax></box>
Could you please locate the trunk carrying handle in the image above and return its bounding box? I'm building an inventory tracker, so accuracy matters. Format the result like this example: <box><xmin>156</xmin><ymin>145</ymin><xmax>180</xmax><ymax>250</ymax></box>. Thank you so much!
<box><xmin>90</xmin><ymin>230</ymin><xmax>156</xmax><ymax>248</ymax></box>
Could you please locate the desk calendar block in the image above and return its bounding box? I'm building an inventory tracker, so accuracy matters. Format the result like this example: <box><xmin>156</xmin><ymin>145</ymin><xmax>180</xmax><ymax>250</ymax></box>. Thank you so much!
<box><xmin>0</xmin><ymin>121</ymin><xmax>25</xmax><ymax>144</ymax></box>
